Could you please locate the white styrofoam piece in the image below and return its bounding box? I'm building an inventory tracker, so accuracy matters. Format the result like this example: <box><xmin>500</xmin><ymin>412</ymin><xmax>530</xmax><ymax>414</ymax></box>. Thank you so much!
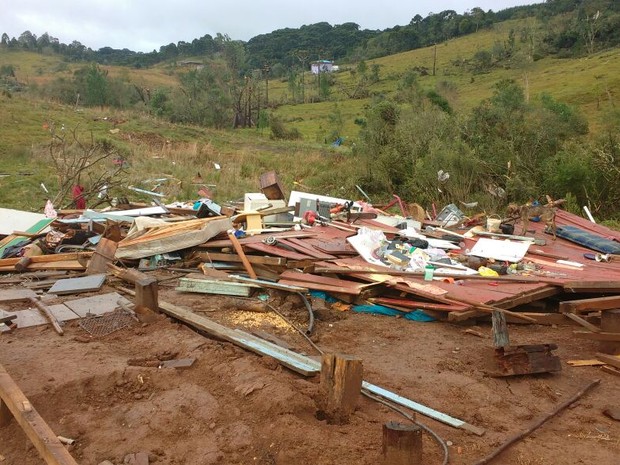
<box><xmin>0</xmin><ymin>208</ymin><xmax>48</xmax><ymax>235</ymax></box>
<box><xmin>468</xmin><ymin>238</ymin><xmax>531</xmax><ymax>263</ymax></box>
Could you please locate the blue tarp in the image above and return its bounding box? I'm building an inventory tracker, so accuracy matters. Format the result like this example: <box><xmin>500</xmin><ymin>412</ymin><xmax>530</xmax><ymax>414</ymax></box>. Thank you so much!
<box><xmin>353</xmin><ymin>304</ymin><xmax>436</xmax><ymax>322</ymax></box>
<box><xmin>555</xmin><ymin>225</ymin><xmax>620</xmax><ymax>254</ymax></box>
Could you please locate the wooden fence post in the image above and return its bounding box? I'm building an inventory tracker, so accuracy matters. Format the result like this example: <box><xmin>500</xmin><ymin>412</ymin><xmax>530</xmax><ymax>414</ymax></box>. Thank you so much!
<box><xmin>317</xmin><ymin>353</ymin><xmax>363</xmax><ymax>424</ymax></box>
<box><xmin>382</xmin><ymin>421</ymin><xmax>423</xmax><ymax>465</ymax></box>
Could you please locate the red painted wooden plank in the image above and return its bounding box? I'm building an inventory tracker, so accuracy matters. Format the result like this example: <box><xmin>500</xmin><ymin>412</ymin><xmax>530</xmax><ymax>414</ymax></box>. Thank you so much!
<box><xmin>280</xmin><ymin>270</ymin><xmax>369</xmax><ymax>291</ymax></box>
<box><xmin>279</xmin><ymin>238</ymin><xmax>336</xmax><ymax>259</ymax></box>
<box><xmin>245</xmin><ymin>242</ymin><xmax>312</xmax><ymax>260</ymax></box>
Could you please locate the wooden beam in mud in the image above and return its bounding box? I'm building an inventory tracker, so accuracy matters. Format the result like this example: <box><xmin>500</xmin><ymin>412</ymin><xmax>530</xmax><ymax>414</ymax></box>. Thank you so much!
<box><xmin>0</xmin><ymin>363</ymin><xmax>79</xmax><ymax>465</ymax></box>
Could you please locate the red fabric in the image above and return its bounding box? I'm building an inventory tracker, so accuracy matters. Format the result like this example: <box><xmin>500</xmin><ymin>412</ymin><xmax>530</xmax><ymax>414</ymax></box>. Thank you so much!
<box><xmin>72</xmin><ymin>185</ymin><xmax>86</xmax><ymax>209</ymax></box>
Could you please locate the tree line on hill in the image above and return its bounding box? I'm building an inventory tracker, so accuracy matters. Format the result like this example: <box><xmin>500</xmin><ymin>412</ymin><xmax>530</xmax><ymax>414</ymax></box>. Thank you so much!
<box><xmin>2</xmin><ymin>1</ymin><xmax>620</xmax><ymax>73</ymax></box>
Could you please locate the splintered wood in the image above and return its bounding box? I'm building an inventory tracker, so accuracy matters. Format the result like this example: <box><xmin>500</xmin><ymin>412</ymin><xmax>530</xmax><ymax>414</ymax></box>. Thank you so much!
<box><xmin>0</xmin><ymin>363</ymin><xmax>79</xmax><ymax>465</ymax></box>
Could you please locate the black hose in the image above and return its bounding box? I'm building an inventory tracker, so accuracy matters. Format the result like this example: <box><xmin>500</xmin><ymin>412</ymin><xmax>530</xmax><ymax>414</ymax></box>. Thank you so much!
<box><xmin>297</xmin><ymin>291</ymin><xmax>315</xmax><ymax>334</ymax></box>
<box><xmin>362</xmin><ymin>390</ymin><xmax>450</xmax><ymax>465</ymax></box>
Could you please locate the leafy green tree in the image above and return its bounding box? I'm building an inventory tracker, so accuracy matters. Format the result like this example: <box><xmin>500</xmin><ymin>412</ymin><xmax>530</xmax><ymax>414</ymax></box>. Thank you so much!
<box><xmin>83</xmin><ymin>64</ymin><xmax>109</xmax><ymax>107</ymax></box>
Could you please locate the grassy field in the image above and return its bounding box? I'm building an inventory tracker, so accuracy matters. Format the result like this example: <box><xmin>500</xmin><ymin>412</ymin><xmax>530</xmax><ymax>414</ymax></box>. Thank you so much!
<box><xmin>271</xmin><ymin>19</ymin><xmax>620</xmax><ymax>138</ymax></box>
<box><xmin>1</xmin><ymin>17</ymin><xmax>619</xmax><ymax>214</ymax></box>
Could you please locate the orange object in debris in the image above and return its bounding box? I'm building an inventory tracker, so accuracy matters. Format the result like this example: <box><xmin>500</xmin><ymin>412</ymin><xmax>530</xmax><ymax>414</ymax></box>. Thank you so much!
<box><xmin>303</xmin><ymin>210</ymin><xmax>318</xmax><ymax>225</ymax></box>
<box><xmin>330</xmin><ymin>204</ymin><xmax>344</xmax><ymax>214</ymax></box>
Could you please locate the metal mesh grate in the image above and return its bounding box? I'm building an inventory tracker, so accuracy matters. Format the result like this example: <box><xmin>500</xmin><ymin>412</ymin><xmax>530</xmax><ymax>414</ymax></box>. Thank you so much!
<box><xmin>78</xmin><ymin>310</ymin><xmax>135</xmax><ymax>337</ymax></box>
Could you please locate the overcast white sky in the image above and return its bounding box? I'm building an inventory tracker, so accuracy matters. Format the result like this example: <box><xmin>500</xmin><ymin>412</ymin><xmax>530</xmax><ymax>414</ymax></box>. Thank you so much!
<box><xmin>0</xmin><ymin>1</ymin><xmax>539</xmax><ymax>53</ymax></box>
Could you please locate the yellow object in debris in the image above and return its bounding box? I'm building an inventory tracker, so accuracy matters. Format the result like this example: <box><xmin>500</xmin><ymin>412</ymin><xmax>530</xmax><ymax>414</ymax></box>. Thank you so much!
<box><xmin>478</xmin><ymin>266</ymin><xmax>499</xmax><ymax>277</ymax></box>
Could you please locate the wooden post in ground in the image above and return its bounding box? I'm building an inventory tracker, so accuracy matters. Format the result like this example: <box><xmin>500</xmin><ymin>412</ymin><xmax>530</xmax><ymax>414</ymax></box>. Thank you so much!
<box><xmin>600</xmin><ymin>309</ymin><xmax>620</xmax><ymax>354</ymax></box>
<box><xmin>492</xmin><ymin>311</ymin><xmax>510</xmax><ymax>348</ymax></box>
<box><xmin>382</xmin><ymin>421</ymin><xmax>423</xmax><ymax>465</ymax></box>
<box><xmin>109</xmin><ymin>266</ymin><xmax>159</xmax><ymax>312</ymax></box>
<box><xmin>317</xmin><ymin>353</ymin><xmax>363</xmax><ymax>424</ymax></box>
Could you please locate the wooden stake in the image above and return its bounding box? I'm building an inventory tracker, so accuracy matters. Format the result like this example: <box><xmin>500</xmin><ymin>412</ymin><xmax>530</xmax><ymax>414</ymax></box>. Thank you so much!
<box><xmin>29</xmin><ymin>297</ymin><xmax>64</xmax><ymax>335</ymax></box>
<box><xmin>227</xmin><ymin>231</ymin><xmax>257</xmax><ymax>279</ymax></box>
<box><xmin>317</xmin><ymin>353</ymin><xmax>363</xmax><ymax>424</ymax></box>
<box><xmin>109</xmin><ymin>265</ymin><xmax>159</xmax><ymax>312</ymax></box>
<box><xmin>382</xmin><ymin>421</ymin><xmax>423</xmax><ymax>465</ymax></box>
<box><xmin>492</xmin><ymin>311</ymin><xmax>510</xmax><ymax>348</ymax></box>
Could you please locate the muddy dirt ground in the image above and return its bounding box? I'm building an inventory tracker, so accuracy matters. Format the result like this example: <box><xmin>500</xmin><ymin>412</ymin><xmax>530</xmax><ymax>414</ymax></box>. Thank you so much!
<box><xmin>1</xmin><ymin>278</ymin><xmax>619</xmax><ymax>465</ymax></box>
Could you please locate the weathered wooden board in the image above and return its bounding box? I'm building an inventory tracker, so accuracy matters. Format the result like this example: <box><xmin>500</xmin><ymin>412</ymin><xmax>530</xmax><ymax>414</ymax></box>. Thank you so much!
<box><xmin>48</xmin><ymin>274</ymin><xmax>106</xmax><ymax>296</ymax></box>
<box><xmin>0</xmin><ymin>363</ymin><xmax>80</xmax><ymax>465</ymax></box>
<box><xmin>0</xmin><ymin>304</ymin><xmax>79</xmax><ymax>329</ymax></box>
<box><xmin>245</xmin><ymin>241</ymin><xmax>312</xmax><ymax>260</ymax></box>
<box><xmin>596</xmin><ymin>353</ymin><xmax>620</xmax><ymax>370</ymax></box>
<box><xmin>559</xmin><ymin>295</ymin><xmax>620</xmax><ymax>314</ymax></box>
<box><xmin>176</xmin><ymin>277</ymin><xmax>258</xmax><ymax>297</ymax></box>
<box><xmin>86</xmin><ymin>237</ymin><xmax>118</xmax><ymax>274</ymax></box>
<box><xmin>0</xmin><ymin>288</ymin><xmax>38</xmax><ymax>303</ymax></box>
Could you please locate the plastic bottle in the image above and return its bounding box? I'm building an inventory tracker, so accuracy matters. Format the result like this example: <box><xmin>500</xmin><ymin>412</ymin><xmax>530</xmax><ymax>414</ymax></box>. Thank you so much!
<box><xmin>424</xmin><ymin>265</ymin><xmax>434</xmax><ymax>281</ymax></box>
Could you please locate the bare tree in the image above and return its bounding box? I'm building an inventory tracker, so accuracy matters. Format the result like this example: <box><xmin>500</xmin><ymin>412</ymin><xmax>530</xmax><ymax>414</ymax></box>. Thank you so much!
<box><xmin>46</xmin><ymin>124</ymin><xmax>127</xmax><ymax>209</ymax></box>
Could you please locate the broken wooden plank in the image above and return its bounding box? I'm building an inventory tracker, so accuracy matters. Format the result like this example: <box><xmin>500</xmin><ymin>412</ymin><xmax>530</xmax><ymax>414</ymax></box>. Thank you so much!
<box><xmin>86</xmin><ymin>238</ymin><xmax>118</xmax><ymax>274</ymax></box>
<box><xmin>228</xmin><ymin>231</ymin><xmax>257</xmax><ymax>279</ymax></box>
<box><xmin>0</xmin><ymin>261</ymin><xmax>86</xmax><ymax>272</ymax></box>
<box><xmin>501</xmin><ymin>313</ymin><xmax>571</xmax><ymax>326</ymax></box>
<box><xmin>563</xmin><ymin>312</ymin><xmax>601</xmax><ymax>333</ymax></box>
<box><xmin>228</xmin><ymin>275</ymin><xmax>308</xmax><ymax>293</ymax></box>
<box><xmin>155</xmin><ymin>298</ymin><xmax>484</xmax><ymax>435</ymax></box>
<box><xmin>0</xmin><ymin>252</ymin><xmax>93</xmax><ymax>267</ymax></box>
<box><xmin>574</xmin><ymin>331</ymin><xmax>620</xmax><ymax>342</ymax></box>
<box><xmin>564</xmin><ymin>281</ymin><xmax>620</xmax><ymax>293</ymax></box>
<box><xmin>193</xmin><ymin>251</ymin><xmax>286</xmax><ymax>266</ymax></box>
<box><xmin>245</xmin><ymin>241</ymin><xmax>313</xmax><ymax>260</ymax></box>
<box><xmin>601</xmin><ymin>366</ymin><xmax>620</xmax><ymax>377</ymax></box>
<box><xmin>595</xmin><ymin>353</ymin><xmax>620</xmax><ymax>370</ymax></box>
<box><xmin>279</xmin><ymin>270</ymin><xmax>372</xmax><ymax>295</ymax></box>
<box><xmin>566</xmin><ymin>359</ymin><xmax>606</xmax><ymax>367</ymax></box>
<box><xmin>29</xmin><ymin>298</ymin><xmax>64</xmax><ymax>335</ymax></box>
<box><xmin>176</xmin><ymin>277</ymin><xmax>258</xmax><ymax>297</ymax></box>
<box><xmin>559</xmin><ymin>295</ymin><xmax>620</xmax><ymax>314</ymax></box>
<box><xmin>0</xmin><ymin>314</ymin><xmax>17</xmax><ymax>325</ymax></box>
<box><xmin>278</xmin><ymin>238</ymin><xmax>336</xmax><ymax>260</ymax></box>
<box><xmin>0</xmin><ymin>363</ymin><xmax>79</xmax><ymax>465</ymax></box>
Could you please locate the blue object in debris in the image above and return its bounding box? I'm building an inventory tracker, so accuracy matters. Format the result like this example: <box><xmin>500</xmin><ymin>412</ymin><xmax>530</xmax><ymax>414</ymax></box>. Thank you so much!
<box><xmin>352</xmin><ymin>304</ymin><xmax>435</xmax><ymax>322</ymax></box>
<box><xmin>310</xmin><ymin>290</ymin><xmax>341</xmax><ymax>304</ymax></box>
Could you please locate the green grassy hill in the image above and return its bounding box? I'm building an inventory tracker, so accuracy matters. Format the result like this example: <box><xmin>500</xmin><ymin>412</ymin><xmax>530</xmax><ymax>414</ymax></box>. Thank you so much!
<box><xmin>271</xmin><ymin>19</ymin><xmax>620</xmax><ymax>138</ymax></box>
<box><xmin>1</xmin><ymin>17</ymin><xmax>619</xmax><ymax>217</ymax></box>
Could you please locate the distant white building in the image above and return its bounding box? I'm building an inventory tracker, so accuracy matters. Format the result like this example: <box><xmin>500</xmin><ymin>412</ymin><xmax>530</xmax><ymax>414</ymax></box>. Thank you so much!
<box><xmin>311</xmin><ymin>60</ymin><xmax>334</xmax><ymax>74</ymax></box>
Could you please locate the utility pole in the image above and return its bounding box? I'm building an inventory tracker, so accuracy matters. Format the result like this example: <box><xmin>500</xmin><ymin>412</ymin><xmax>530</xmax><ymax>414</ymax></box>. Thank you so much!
<box><xmin>262</xmin><ymin>63</ymin><xmax>271</xmax><ymax>107</ymax></box>
<box><xmin>295</xmin><ymin>50</ymin><xmax>310</xmax><ymax>103</ymax></box>
<box><xmin>433</xmin><ymin>43</ymin><xmax>437</xmax><ymax>76</ymax></box>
